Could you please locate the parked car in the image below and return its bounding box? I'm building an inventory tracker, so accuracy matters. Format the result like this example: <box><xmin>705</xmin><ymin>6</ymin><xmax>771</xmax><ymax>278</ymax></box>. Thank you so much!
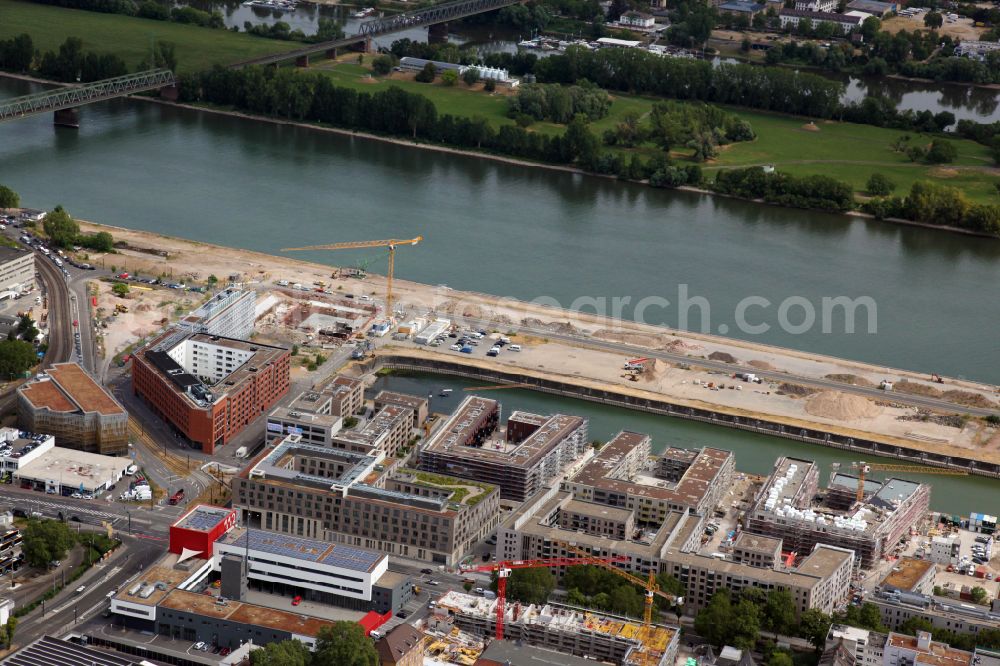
<box><xmin>420</xmin><ymin>568</ymin><xmax>433</xmax><ymax>575</ymax></box>
<box><xmin>291</xmin><ymin>595</ymin><xmax>302</xmax><ymax>606</ymax></box>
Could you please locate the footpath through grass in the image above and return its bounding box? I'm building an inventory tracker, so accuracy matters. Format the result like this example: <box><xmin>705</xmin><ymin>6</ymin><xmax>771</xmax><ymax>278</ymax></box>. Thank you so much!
<box><xmin>317</xmin><ymin>60</ymin><xmax>999</xmax><ymax>203</ymax></box>
<box><xmin>0</xmin><ymin>0</ymin><xmax>300</xmax><ymax>74</ymax></box>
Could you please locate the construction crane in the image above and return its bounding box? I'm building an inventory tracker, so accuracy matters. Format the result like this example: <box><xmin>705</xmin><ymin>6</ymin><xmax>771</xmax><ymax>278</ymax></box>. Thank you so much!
<box><xmin>460</xmin><ymin>553</ymin><xmax>629</xmax><ymax>641</ymax></box>
<box><xmin>563</xmin><ymin>544</ymin><xmax>683</xmax><ymax>666</ymax></box>
<box><xmin>282</xmin><ymin>236</ymin><xmax>423</xmax><ymax>324</ymax></box>
<box><xmin>833</xmin><ymin>461</ymin><xmax>968</xmax><ymax>504</ymax></box>
<box><xmin>461</xmin><ymin>383</ymin><xmax>534</xmax><ymax>391</ymax></box>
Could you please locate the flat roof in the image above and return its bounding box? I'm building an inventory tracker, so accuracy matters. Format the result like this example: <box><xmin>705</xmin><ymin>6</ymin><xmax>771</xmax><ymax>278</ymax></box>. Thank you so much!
<box><xmin>174</xmin><ymin>505</ymin><xmax>234</xmax><ymax>533</ymax></box>
<box><xmin>216</xmin><ymin>527</ymin><xmax>385</xmax><ymax>573</ymax></box>
<box><xmin>2</xmin><ymin>635</ymin><xmax>141</xmax><ymax>666</ymax></box>
<box><xmin>797</xmin><ymin>545</ymin><xmax>854</xmax><ymax>578</ymax></box>
<box><xmin>477</xmin><ymin>641</ymin><xmax>597</xmax><ymax>666</ymax></box>
<box><xmin>569</xmin><ymin>433</ymin><xmax>731</xmax><ymax>509</ymax></box>
<box><xmin>0</xmin><ymin>246</ymin><xmax>30</xmax><ymax>264</ymax></box>
<box><xmin>562</xmin><ymin>499</ymin><xmax>633</xmax><ymax>523</ymax></box>
<box><xmin>114</xmin><ymin>553</ymin><xmax>195</xmax><ymax>606</ymax></box>
<box><xmin>20</xmin><ymin>363</ymin><xmax>125</xmax><ymax>417</ymax></box>
<box><xmin>733</xmin><ymin>532</ymin><xmax>783</xmax><ymax>555</ymax></box>
<box><xmin>882</xmin><ymin>557</ymin><xmax>935</xmax><ymax>592</ymax></box>
<box><xmin>887</xmin><ymin>633</ymin><xmax>972</xmax><ymax>666</ymax></box>
<box><xmin>159</xmin><ymin>589</ymin><xmax>337</xmax><ymax>638</ymax></box>
<box><xmin>374</xmin><ymin>390</ymin><xmax>427</xmax><ymax>411</ymax></box>
<box><xmin>16</xmin><ymin>448</ymin><xmax>131</xmax><ymax>490</ymax></box>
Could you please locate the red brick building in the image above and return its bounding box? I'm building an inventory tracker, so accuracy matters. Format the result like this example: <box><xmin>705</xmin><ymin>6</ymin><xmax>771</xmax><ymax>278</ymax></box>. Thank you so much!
<box><xmin>132</xmin><ymin>331</ymin><xmax>289</xmax><ymax>454</ymax></box>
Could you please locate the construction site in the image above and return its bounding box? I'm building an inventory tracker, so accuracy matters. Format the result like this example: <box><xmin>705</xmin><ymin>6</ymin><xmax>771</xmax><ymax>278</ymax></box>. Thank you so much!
<box><xmin>429</xmin><ymin>590</ymin><xmax>679</xmax><ymax>666</ymax></box>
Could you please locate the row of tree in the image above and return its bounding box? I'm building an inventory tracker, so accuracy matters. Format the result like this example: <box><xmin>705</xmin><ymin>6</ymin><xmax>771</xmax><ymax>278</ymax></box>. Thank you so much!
<box><xmin>712</xmin><ymin>167</ymin><xmax>855</xmax><ymax>213</ymax></box>
<box><xmin>0</xmin><ymin>34</ymin><xmax>33</xmax><ymax>73</ymax></box>
<box><xmin>863</xmin><ymin>180</ymin><xmax>1000</xmax><ymax>234</ymax></box>
<box><xmin>508</xmin><ymin>81</ymin><xmax>611</xmax><ymax>124</ymax></box>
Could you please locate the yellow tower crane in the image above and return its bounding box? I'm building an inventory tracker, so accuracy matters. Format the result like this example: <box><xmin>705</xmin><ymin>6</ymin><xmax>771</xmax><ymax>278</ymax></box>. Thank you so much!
<box><xmin>836</xmin><ymin>461</ymin><xmax>968</xmax><ymax>504</ymax></box>
<box><xmin>563</xmin><ymin>544</ymin><xmax>683</xmax><ymax>666</ymax></box>
<box><xmin>283</xmin><ymin>237</ymin><xmax>422</xmax><ymax>324</ymax></box>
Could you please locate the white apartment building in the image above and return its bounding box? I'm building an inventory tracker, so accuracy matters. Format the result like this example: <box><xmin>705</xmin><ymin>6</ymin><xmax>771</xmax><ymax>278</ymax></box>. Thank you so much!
<box><xmin>178</xmin><ymin>289</ymin><xmax>256</xmax><ymax>340</ymax></box>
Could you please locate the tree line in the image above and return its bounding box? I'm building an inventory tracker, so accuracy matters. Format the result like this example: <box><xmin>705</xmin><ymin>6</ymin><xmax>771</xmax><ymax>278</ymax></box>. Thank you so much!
<box><xmin>713</xmin><ymin>167</ymin><xmax>855</xmax><ymax>213</ymax></box>
<box><xmin>249</xmin><ymin>622</ymin><xmax>379</xmax><ymax>666</ymax></box>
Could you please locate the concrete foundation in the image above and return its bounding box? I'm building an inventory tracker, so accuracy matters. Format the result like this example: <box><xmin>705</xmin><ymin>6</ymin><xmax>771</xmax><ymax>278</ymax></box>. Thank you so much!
<box><xmin>296</xmin><ymin>55</ymin><xmax>310</xmax><ymax>68</ymax></box>
<box><xmin>53</xmin><ymin>107</ymin><xmax>80</xmax><ymax>128</ymax></box>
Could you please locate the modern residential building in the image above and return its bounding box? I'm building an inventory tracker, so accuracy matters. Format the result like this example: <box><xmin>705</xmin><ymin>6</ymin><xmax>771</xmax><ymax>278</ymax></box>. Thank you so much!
<box><xmin>131</xmin><ymin>331</ymin><xmax>290</xmax><ymax>453</ymax></box>
<box><xmin>879</xmin><ymin>557</ymin><xmax>936</xmax><ymax>595</ymax></box>
<box><xmin>376</xmin><ymin>624</ymin><xmax>426</xmax><ymax>666</ymax></box>
<box><xmin>779</xmin><ymin>9</ymin><xmax>863</xmax><ymax>33</ymax></box>
<box><xmin>177</xmin><ymin>288</ymin><xmax>256</xmax><ymax>340</ymax></box>
<box><xmin>330</xmin><ymin>405</ymin><xmax>412</xmax><ymax>459</ymax></box>
<box><xmin>373</xmin><ymin>391</ymin><xmax>428</xmax><ymax>428</ymax></box>
<box><xmin>498</xmin><ymin>488</ymin><xmax>854</xmax><ymax>615</ymax></box>
<box><xmin>267</xmin><ymin>389</ymin><xmax>344</xmax><ymax>446</ymax></box>
<box><xmin>419</xmin><ymin>396</ymin><xmax>590</xmax><ymax>501</ymax></box>
<box><xmin>232</xmin><ymin>434</ymin><xmax>501</xmax><ymax>565</ymax></box>
<box><xmin>731</xmin><ymin>532</ymin><xmax>783</xmax><ymax>569</ymax></box>
<box><xmin>0</xmin><ymin>427</ymin><xmax>131</xmax><ymax>495</ymax></box>
<box><xmin>432</xmin><ymin>591</ymin><xmax>679</xmax><ymax>666</ymax></box>
<box><xmin>18</xmin><ymin>363</ymin><xmax>128</xmax><ymax>455</ymax></box>
<box><xmin>826</xmin><ymin>625</ymin><xmax>886</xmax><ymax>666</ymax></box>
<box><xmin>561</xmin><ymin>433</ymin><xmax>734</xmax><ymax>520</ymax></box>
<box><xmin>744</xmin><ymin>457</ymin><xmax>931</xmax><ymax>568</ymax></box>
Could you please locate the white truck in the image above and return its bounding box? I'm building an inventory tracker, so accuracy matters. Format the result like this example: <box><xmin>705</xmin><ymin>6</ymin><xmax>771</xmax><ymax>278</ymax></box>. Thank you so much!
<box><xmin>120</xmin><ymin>487</ymin><xmax>152</xmax><ymax>502</ymax></box>
<box><xmin>235</xmin><ymin>446</ymin><xmax>248</xmax><ymax>458</ymax></box>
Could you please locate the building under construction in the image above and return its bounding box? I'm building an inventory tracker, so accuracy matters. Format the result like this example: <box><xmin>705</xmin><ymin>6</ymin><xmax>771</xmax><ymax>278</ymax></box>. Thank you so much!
<box><xmin>744</xmin><ymin>457</ymin><xmax>931</xmax><ymax>569</ymax></box>
<box><xmin>418</xmin><ymin>396</ymin><xmax>589</xmax><ymax>501</ymax></box>
<box><xmin>431</xmin><ymin>590</ymin><xmax>679</xmax><ymax>666</ymax></box>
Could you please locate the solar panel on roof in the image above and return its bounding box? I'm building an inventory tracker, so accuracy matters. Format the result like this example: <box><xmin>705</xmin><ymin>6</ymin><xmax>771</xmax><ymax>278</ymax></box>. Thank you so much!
<box><xmin>180</xmin><ymin>507</ymin><xmax>229</xmax><ymax>531</ymax></box>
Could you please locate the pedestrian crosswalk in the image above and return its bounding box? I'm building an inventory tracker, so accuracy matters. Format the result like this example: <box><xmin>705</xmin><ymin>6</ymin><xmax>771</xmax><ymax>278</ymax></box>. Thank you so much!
<box><xmin>3</xmin><ymin>494</ymin><xmax>122</xmax><ymax>522</ymax></box>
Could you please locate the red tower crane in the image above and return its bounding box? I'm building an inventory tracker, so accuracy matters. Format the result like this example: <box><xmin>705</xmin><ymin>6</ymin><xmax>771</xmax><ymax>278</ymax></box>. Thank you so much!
<box><xmin>461</xmin><ymin>554</ymin><xmax>629</xmax><ymax>640</ymax></box>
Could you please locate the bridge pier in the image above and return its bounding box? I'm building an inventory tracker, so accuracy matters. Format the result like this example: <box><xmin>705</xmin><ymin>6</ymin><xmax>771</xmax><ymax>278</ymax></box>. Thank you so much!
<box><xmin>295</xmin><ymin>55</ymin><xmax>310</xmax><ymax>68</ymax></box>
<box><xmin>159</xmin><ymin>84</ymin><xmax>179</xmax><ymax>102</ymax></box>
<box><xmin>325</xmin><ymin>47</ymin><xmax>339</xmax><ymax>60</ymax></box>
<box><xmin>53</xmin><ymin>107</ymin><xmax>80</xmax><ymax>129</ymax></box>
<box><xmin>428</xmin><ymin>22</ymin><xmax>449</xmax><ymax>43</ymax></box>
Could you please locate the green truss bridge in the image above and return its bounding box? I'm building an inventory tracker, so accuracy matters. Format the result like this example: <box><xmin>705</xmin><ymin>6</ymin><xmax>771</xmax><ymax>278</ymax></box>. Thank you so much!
<box><xmin>0</xmin><ymin>69</ymin><xmax>176</xmax><ymax>127</ymax></box>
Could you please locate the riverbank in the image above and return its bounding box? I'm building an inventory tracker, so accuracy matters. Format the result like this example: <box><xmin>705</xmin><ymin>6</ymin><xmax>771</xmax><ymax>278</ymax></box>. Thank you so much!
<box><xmin>135</xmin><ymin>95</ymin><xmax>1000</xmax><ymax>241</ymax></box>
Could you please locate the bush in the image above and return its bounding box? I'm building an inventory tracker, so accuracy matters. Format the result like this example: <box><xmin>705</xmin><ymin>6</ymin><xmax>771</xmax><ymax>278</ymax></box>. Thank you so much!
<box><xmin>440</xmin><ymin>69</ymin><xmax>458</xmax><ymax>86</ymax></box>
<box><xmin>0</xmin><ymin>185</ymin><xmax>19</xmax><ymax>209</ymax></box>
<box><xmin>371</xmin><ymin>54</ymin><xmax>395</xmax><ymax>76</ymax></box>
<box><xmin>414</xmin><ymin>62</ymin><xmax>436</xmax><ymax>83</ymax></box>
<box><xmin>484</xmin><ymin>79</ymin><xmax>496</xmax><ymax>92</ymax></box>
<box><xmin>866</xmin><ymin>173</ymin><xmax>896</xmax><ymax>196</ymax></box>
<box><xmin>925</xmin><ymin>139</ymin><xmax>958</xmax><ymax>164</ymax></box>
<box><xmin>462</xmin><ymin>68</ymin><xmax>481</xmax><ymax>86</ymax></box>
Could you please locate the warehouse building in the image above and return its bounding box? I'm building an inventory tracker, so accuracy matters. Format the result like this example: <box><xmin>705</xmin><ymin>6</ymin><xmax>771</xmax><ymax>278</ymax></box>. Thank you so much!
<box><xmin>18</xmin><ymin>363</ymin><xmax>128</xmax><ymax>455</ymax></box>
<box><xmin>744</xmin><ymin>457</ymin><xmax>931</xmax><ymax>569</ymax></box>
<box><xmin>431</xmin><ymin>591</ymin><xmax>679</xmax><ymax>666</ymax></box>
<box><xmin>131</xmin><ymin>331</ymin><xmax>289</xmax><ymax>453</ymax></box>
<box><xmin>562</xmin><ymin>433</ymin><xmax>734</xmax><ymax>520</ymax></box>
<box><xmin>0</xmin><ymin>246</ymin><xmax>34</xmax><ymax>295</ymax></box>
<box><xmin>0</xmin><ymin>429</ymin><xmax>132</xmax><ymax>495</ymax></box>
<box><xmin>177</xmin><ymin>288</ymin><xmax>256</xmax><ymax>340</ymax></box>
<box><xmin>233</xmin><ymin>434</ymin><xmax>501</xmax><ymax>565</ymax></box>
<box><xmin>419</xmin><ymin>396</ymin><xmax>590</xmax><ymax>501</ymax></box>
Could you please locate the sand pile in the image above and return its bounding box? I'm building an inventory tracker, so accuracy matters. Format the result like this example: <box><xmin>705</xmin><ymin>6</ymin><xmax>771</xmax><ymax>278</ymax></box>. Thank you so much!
<box><xmin>641</xmin><ymin>358</ymin><xmax>670</xmax><ymax>382</ymax></box>
<box><xmin>806</xmin><ymin>391</ymin><xmax>883</xmax><ymax>421</ymax></box>
<box><xmin>749</xmin><ymin>359</ymin><xmax>775</xmax><ymax>371</ymax></box>
<box><xmin>708</xmin><ymin>351</ymin><xmax>737</xmax><ymax>363</ymax></box>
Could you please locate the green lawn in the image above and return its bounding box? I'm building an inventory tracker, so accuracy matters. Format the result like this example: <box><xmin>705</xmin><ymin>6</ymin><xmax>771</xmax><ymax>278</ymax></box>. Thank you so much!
<box><xmin>317</xmin><ymin>60</ymin><xmax>1000</xmax><ymax>202</ymax></box>
<box><xmin>0</xmin><ymin>0</ymin><xmax>300</xmax><ymax>74</ymax></box>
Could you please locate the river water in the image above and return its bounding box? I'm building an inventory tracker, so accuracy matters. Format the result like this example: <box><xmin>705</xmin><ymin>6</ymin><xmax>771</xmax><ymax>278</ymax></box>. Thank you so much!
<box><xmin>373</xmin><ymin>371</ymin><xmax>994</xmax><ymax>515</ymax></box>
<box><xmin>1</xmin><ymin>74</ymin><xmax>998</xmax><ymax>510</ymax></box>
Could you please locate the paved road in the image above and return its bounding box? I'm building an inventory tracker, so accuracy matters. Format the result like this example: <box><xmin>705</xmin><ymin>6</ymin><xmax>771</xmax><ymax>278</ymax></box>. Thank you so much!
<box><xmin>454</xmin><ymin>315</ymin><xmax>1000</xmax><ymax>417</ymax></box>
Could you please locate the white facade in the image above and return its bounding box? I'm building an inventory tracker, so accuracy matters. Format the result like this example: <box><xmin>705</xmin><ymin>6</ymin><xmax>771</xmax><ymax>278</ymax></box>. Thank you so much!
<box><xmin>168</xmin><ymin>338</ymin><xmax>254</xmax><ymax>384</ymax></box>
<box><xmin>179</xmin><ymin>289</ymin><xmax>256</xmax><ymax>340</ymax></box>
<box><xmin>795</xmin><ymin>0</ymin><xmax>837</xmax><ymax>11</ymax></box>
<box><xmin>930</xmin><ymin>535</ymin><xmax>960</xmax><ymax>565</ymax></box>
<box><xmin>213</xmin><ymin>529</ymin><xmax>389</xmax><ymax>603</ymax></box>
<box><xmin>0</xmin><ymin>250</ymin><xmax>34</xmax><ymax>294</ymax></box>
<box><xmin>827</xmin><ymin>625</ymin><xmax>886</xmax><ymax>666</ymax></box>
<box><xmin>780</xmin><ymin>10</ymin><xmax>860</xmax><ymax>32</ymax></box>
<box><xmin>0</xmin><ymin>428</ymin><xmax>54</xmax><ymax>472</ymax></box>
<box><xmin>619</xmin><ymin>11</ymin><xmax>656</xmax><ymax>27</ymax></box>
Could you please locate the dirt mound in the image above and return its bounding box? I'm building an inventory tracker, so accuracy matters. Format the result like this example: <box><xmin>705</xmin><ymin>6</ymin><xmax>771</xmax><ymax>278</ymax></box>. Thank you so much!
<box><xmin>708</xmin><ymin>351</ymin><xmax>737</xmax><ymax>363</ymax></box>
<box><xmin>802</xmin><ymin>122</ymin><xmax>820</xmax><ymax>132</ymax></box>
<box><xmin>749</xmin><ymin>359</ymin><xmax>775</xmax><ymax>371</ymax></box>
<box><xmin>778</xmin><ymin>382</ymin><xmax>816</xmax><ymax>397</ymax></box>
<box><xmin>521</xmin><ymin>318</ymin><xmax>578</xmax><ymax>335</ymax></box>
<box><xmin>825</xmin><ymin>373</ymin><xmax>876</xmax><ymax>388</ymax></box>
<box><xmin>893</xmin><ymin>380</ymin><xmax>943</xmax><ymax>398</ymax></box>
<box><xmin>640</xmin><ymin>358</ymin><xmax>670</xmax><ymax>382</ymax></box>
<box><xmin>806</xmin><ymin>391</ymin><xmax>883</xmax><ymax>421</ymax></box>
<box><xmin>942</xmin><ymin>390</ymin><xmax>997</xmax><ymax>409</ymax></box>
<box><xmin>931</xmin><ymin>167</ymin><xmax>959</xmax><ymax>179</ymax></box>
<box><xmin>664</xmin><ymin>338</ymin><xmax>703</xmax><ymax>353</ymax></box>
